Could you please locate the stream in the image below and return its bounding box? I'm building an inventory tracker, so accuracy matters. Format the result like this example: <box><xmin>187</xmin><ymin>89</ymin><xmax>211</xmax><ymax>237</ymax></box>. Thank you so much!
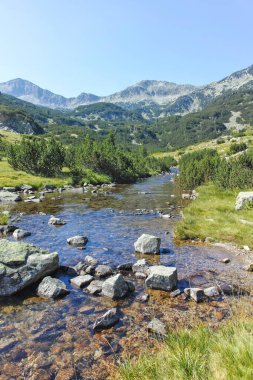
<box><xmin>0</xmin><ymin>171</ymin><xmax>252</xmax><ymax>380</ymax></box>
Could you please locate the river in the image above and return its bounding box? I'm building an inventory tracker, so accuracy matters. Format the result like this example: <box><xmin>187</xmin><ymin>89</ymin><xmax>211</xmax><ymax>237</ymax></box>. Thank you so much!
<box><xmin>0</xmin><ymin>171</ymin><xmax>252</xmax><ymax>380</ymax></box>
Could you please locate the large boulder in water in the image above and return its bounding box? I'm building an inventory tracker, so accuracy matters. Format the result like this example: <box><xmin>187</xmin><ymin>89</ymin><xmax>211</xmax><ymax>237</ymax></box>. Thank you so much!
<box><xmin>145</xmin><ymin>265</ymin><xmax>177</xmax><ymax>291</ymax></box>
<box><xmin>134</xmin><ymin>234</ymin><xmax>161</xmax><ymax>254</ymax></box>
<box><xmin>0</xmin><ymin>240</ymin><xmax>59</xmax><ymax>296</ymax></box>
<box><xmin>37</xmin><ymin>276</ymin><xmax>69</xmax><ymax>299</ymax></box>
<box><xmin>0</xmin><ymin>191</ymin><xmax>21</xmax><ymax>203</ymax></box>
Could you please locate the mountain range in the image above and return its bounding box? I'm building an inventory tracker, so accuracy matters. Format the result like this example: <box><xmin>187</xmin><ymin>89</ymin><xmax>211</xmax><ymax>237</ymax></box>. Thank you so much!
<box><xmin>0</xmin><ymin>64</ymin><xmax>252</xmax><ymax>118</ymax></box>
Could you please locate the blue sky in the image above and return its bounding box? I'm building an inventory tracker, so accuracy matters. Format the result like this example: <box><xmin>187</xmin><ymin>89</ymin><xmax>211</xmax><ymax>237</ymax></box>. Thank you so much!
<box><xmin>1</xmin><ymin>0</ymin><xmax>252</xmax><ymax>96</ymax></box>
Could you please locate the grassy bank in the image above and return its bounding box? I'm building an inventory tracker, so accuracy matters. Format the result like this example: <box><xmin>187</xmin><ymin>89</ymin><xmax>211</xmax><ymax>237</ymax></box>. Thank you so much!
<box><xmin>118</xmin><ymin>318</ymin><xmax>253</xmax><ymax>380</ymax></box>
<box><xmin>0</xmin><ymin>158</ymin><xmax>72</xmax><ymax>188</ymax></box>
<box><xmin>175</xmin><ymin>183</ymin><xmax>253</xmax><ymax>248</ymax></box>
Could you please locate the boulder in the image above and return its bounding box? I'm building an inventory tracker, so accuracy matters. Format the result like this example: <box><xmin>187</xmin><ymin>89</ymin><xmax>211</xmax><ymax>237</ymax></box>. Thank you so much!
<box><xmin>0</xmin><ymin>240</ymin><xmax>59</xmax><ymax>296</ymax></box>
<box><xmin>37</xmin><ymin>276</ymin><xmax>69</xmax><ymax>299</ymax></box>
<box><xmin>93</xmin><ymin>308</ymin><xmax>120</xmax><ymax>331</ymax></box>
<box><xmin>170</xmin><ymin>289</ymin><xmax>181</xmax><ymax>298</ymax></box>
<box><xmin>67</xmin><ymin>235</ymin><xmax>88</xmax><ymax>247</ymax></box>
<box><xmin>70</xmin><ymin>275</ymin><xmax>93</xmax><ymax>288</ymax></box>
<box><xmin>235</xmin><ymin>192</ymin><xmax>253</xmax><ymax>210</ymax></box>
<box><xmin>117</xmin><ymin>262</ymin><xmax>133</xmax><ymax>271</ymax></box>
<box><xmin>147</xmin><ymin>318</ymin><xmax>166</xmax><ymax>336</ymax></box>
<box><xmin>86</xmin><ymin>280</ymin><xmax>104</xmax><ymax>295</ymax></box>
<box><xmin>13</xmin><ymin>229</ymin><xmax>31</xmax><ymax>240</ymax></box>
<box><xmin>0</xmin><ymin>191</ymin><xmax>21</xmax><ymax>203</ymax></box>
<box><xmin>85</xmin><ymin>255</ymin><xmax>98</xmax><ymax>266</ymax></box>
<box><xmin>95</xmin><ymin>265</ymin><xmax>113</xmax><ymax>278</ymax></box>
<box><xmin>0</xmin><ymin>225</ymin><xmax>18</xmax><ymax>235</ymax></box>
<box><xmin>134</xmin><ymin>234</ymin><xmax>161</xmax><ymax>254</ymax></box>
<box><xmin>190</xmin><ymin>288</ymin><xmax>205</xmax><ymax>302</ymax></box>
<box><xmin>145</xmin><ymin>265</ymin><xmax>177</xmax><ymax>291</ymax></box>
<box><xmin>132</xmin><ymin>259</ymin><xmax>149</xmax><ymax>274</ymax></box>
<box><xmin>102</xmin><ymin>274</ymin><xmax>133</xmax><ymax>299</ymax></box>
<box><xmin>48</xmin><ymin>216</ymin><xmax>66</xmax><ymax>226</ymax></box>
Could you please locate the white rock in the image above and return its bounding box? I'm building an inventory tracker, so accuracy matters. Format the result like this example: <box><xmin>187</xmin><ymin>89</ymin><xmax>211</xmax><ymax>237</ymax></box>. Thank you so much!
<box><xmin>70</xmin><ymin>275</ymin><xmax>93</xmax><ymax>288</ymax></box>
<box><xmin>134</xmin><ymin>234</ymin><xmax>161</xmax><ymax>254</ymax></box>
<box><xmin>13</xmin><ymin>229</ymin><xmax>31</xmax><ymax>239</ymax></box>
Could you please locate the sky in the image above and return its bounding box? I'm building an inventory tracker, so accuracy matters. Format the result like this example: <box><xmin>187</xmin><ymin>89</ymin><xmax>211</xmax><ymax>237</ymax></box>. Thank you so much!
<box><xmin>0</xmin><ymin>0</ymin><xmax>253</xmax><ymax>97</ymax></box>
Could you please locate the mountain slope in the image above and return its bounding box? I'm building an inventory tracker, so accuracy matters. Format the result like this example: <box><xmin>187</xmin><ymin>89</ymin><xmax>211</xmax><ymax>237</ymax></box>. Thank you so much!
<box><xmin>0</xmin><ymin>79</ymin><xmax>100</xmax><ymax>109</ymax></box>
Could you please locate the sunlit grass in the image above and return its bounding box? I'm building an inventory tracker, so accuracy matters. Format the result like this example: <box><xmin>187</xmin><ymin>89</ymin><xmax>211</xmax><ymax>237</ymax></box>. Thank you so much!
<box><xmin>118</xmin><ymin>318</ymin><xmax>253</xmax><ymax>380</ymax></box>
<box><xmin>0</xmin><ymin>158</ymin><xmax>71</xmax><ymax>188</ymax></box>
<box><xmin>175</xmin><ymin>182</ymin><xmax>253</xmax><ymax>248</ymax></box>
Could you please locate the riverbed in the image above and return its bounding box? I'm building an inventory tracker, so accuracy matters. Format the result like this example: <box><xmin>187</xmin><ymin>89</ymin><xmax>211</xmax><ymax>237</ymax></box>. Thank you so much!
<box><xmin>0</xmin><ymin>171</ymin><xmax>252</xmax><ymax>380</ymax></box>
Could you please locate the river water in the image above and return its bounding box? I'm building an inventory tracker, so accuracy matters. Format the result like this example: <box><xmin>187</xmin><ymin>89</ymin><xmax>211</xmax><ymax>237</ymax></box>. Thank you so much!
<box><xmin>0</xmin><ymin>171</ymin><xmax>252</xmax><ymax>380</ymax></box>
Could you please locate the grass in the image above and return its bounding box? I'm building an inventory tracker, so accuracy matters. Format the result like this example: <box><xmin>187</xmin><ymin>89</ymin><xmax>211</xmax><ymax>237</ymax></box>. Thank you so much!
<box><xmin>118</xmin><ymin>318</ymin><xmax>253</xmax><ymax>380</ymax></box>
<box><xmin>0</xmin><ymin>213</ymin><xmax>9</xmax><ymax>225</ymax></box>
<box><xmin>0</xmin><ymin>158</ymin><xmax>72</xmax><ymax>188</ymax></box>
<box><xmin>175</xmin><ymin>182</ymin><xmax>253</xmax><ymax>248</ymax></box>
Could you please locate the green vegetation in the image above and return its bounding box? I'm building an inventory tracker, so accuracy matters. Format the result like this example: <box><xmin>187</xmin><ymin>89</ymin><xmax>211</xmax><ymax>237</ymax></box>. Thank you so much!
<box><xmin>7</xmin><ymin>136</ymin><xmax>65</xmax><ymax>177</ymax></box>
<box><xmin>119</xmin><ymin>318</ymin><xmax>253</xmax><ymax>380</ymax></box>
<box><xmin>175</xmin><ymin>183</ymin><xmax>253</xmax><ymax>246</ymax></box>
<box><xmin>178</xmin><ymin>148</ymin><xmax>253</xmax><ymax>190</ymax></box>
<box><xmin>0</xmin><ymin>213</ymin><xmax>9</xmax><ymax>225</ymax></box>
<box><xmin>0</xmin><ymin>158</ymin><xmax>71</xmax><ymax>188</ymax></box>
<box><xmin>228</xmin><ymin>141</ymin><xmax>247</xmax><ymax>155</ymax></box>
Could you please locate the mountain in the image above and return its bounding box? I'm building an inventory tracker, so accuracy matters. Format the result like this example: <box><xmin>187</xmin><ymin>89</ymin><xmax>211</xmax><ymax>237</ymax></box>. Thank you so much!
<box><xmin>0</xmin><ymin>79</ymin><xmax>100</xmax><ymax>109</ymax></box>
<box><xmin>0</xmin><ymin>64</ymin><xmax>253</xmax><ymax>121</ymax></box>
<box><xmin>167</xmin><ymin>64</ymin><xmax>253</xmax><ymax>115</ymax></box>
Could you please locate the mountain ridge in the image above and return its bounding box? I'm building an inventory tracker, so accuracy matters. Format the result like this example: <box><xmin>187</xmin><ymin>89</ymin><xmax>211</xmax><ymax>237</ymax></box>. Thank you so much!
<box><xmin>0</xmin><ymin>64</ymin><xmax>253</xmax><ymax>118</ymax></box>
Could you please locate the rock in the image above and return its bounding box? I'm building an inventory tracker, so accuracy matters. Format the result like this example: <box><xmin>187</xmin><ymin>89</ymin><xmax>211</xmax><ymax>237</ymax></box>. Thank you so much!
<box><xmin>170</xmin><ymin>289</ymin><xmax>181</xmax><ymax>298</ymax></box>
<box><xmin>184</xmin><ymin>288</ymin><xmax>191</xmax><ymax>296</ymax></box>
<box><xmin>67</xmin><ymin>235</ymin><xmax>88</xmax><ymax>247</ymax></box>
<box><xmin>190</xmin><ymin>288</ymin><xmax>205</xmax><ymax>302</ymax></box>
<box><xmin>95</xmin><ymin>265</ymin><xmax>113</xmax><ymax>278</ymax></box>
<box><xmin>126</xmin><ymin>280</ymin><xmax>135</xmax><ymax>292</ymax></box>
<box><xmin>102</xmin><ymin>274</ymin><xmax>132</xmax><ymax>299</ymax></box>
<box><xmin>0</xmin><ymin>240</ymin><xmax>59</xmax><ymax>296</ymax></box>
<box><xmin>140</xmin><ymin>294</ymin><xmax>150</xmax><ymax>302</ymax></box>
<box><xmin>132</xmin><ymin>259</ymin><xmax>149</xmax><ymax>274</ymax></box>
<box><xmin>221</xmin><ymin>258</ymin><xmax>230</xmax><ymax>264</ymax></box>
<box><xmin>0</xmin><ymin>224</ymin><xmax>18</xmax><ymax>235</ymax></box>
<box><xmin>235</xmin><ymin>192</ymin><xmax>253</xmax><ymax>210</ymax></box>
<box><xmin>24</xmin><ymin>198</ymin><xmax>41</xmax><ymax>203</ymax></box>
<box><xmin>161</xmin><ymin>214</ymin><xmax>171</xmax><ymax>219</ymax></box>
<box><xmin>182</xmin><ymin>193</ymin><xmax>191</xmax><ymax>199</ymax></box>
<box><xmin>37</xmin><ymin>276</ymin><xmax>69</xmax><ymax>299</ymax></box>
<box><xmin>74</xmin><ymin>261</ymin><xmax>87</xmax><ymax>274</ymax></box>
<box><xmin>147</xmin><ymin>318</ymin><xmax>166</xmax><ymax>336</ymax></box>
<box><xmin>3</xmin><ymin>186</ymin><xmax>17</xmax><ymax>192</ymax></box>
<box><xmin>13</xmin><ymin>229</ymin><xmax>31</xmax><ymax>239</ymax></box>
<box><xmin>204</xmin><ymin>286</ymin><xmax>220</xmax><ymax>297</ymax></box>
<box><xmin>219</xmin><ymin>284</ymin><xmax>233</xmax><ymax>295</ymax></box>
<box><xmin>84</xmin><ymin>265</ymin><xmax>96</xmax><ymax>275</ymax></box>
<box><xmin>86</xmin><ymin>280</ymin><xmax>104</xmax><ymax>295</ymax></box>
<box><xmin>117</xmin><ymin>262</ymin><xmax>133</xmax><ymax>271</ymax></box>
<box><xmin>48</xmin><ymin>216</ymin><xmax>66</xmax><ymax>226</ymax></box>
<box><xmin>70</xmin><ymin>275</ymin><xmax>93</xmax><ymax>288</ymax></box>
<box><xmin>243</xmin><ymin>264</ymin><xmax>253</xmax><ymax>272</ymax></box>
<box><xmin>93</xmin><ymin>308</ymin><xmax>120</xmax><ymax>331</ymax></box>
<box><xmin>85</xmin><ymin>255</ymin><xmax>98</xmax><ymax>266</ymax></box>
<box><xmin>134</xmin><ymin>234</ymin><xmax>161</xmax><ymax>254</ymax></box>
<box><xmin>0</xmin><ymin>191</ymin><xmax>21</xmax><ymax>203</ymax></box>
<box><xmin>243</xmin><ymin>245</ymin><xmax>250</xmax><ymax>252</ymax></box>
<box><xmin>145</xmin><ymin>265</ymin><xmax>177</xmax><ymax>291</ymax></box>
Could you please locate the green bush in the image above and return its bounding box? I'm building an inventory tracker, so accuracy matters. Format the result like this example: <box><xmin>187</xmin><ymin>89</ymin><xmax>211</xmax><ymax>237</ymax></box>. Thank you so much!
<box><xmin>228</xmin><ymin>142</ymin><xmax>247</xmax><ymax>155</ymax></box>
<box><xmin>7</xmin><ymin>136</ymin><xmax>65</xmax><ymax>177</ymax></box>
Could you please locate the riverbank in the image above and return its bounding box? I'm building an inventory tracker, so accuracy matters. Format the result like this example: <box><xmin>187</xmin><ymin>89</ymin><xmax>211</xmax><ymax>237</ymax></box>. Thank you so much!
<box><xmin>175</xmin><ymin>183</ymin><xmax>253</xmax><ymax>249</ymax></box>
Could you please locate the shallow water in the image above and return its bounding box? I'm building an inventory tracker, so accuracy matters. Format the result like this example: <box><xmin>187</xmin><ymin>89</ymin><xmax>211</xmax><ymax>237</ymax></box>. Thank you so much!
<box><xmin>0</xmin><ymin>172</ymin><xmax>252</xmax><ymax>380</ymax></box>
